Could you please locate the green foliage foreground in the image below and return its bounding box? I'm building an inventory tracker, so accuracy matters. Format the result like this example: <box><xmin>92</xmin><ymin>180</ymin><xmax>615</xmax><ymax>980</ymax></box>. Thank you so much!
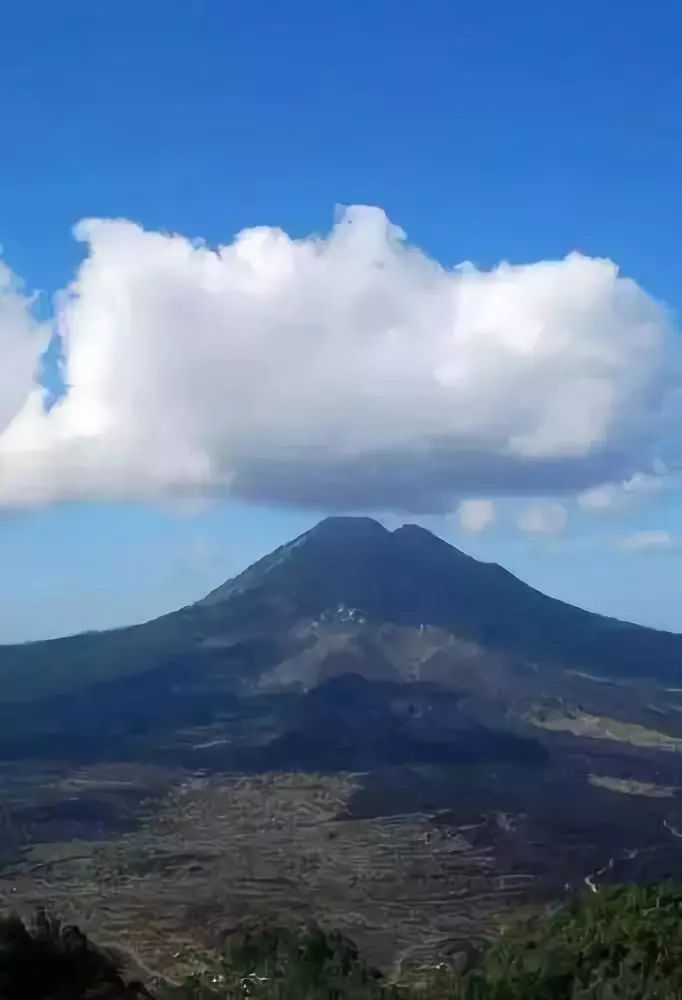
<box><xmin>466</xmin><ymin>884</ymin><xmax>682</xmax><ymax>999</ymax></box>
<box><xmin>7</xmin><ymin>885</ymin><xmax>682</xmax><ymax>999</ymax></box>
<box><xmin>172</xmin><ymin>925</ymin><xmax>387</xmax><ymax>1000</ymax></box>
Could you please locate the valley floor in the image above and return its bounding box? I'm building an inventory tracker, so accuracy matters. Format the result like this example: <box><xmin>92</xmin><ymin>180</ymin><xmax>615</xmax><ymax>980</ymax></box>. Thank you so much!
<box><xmin>1</xmin><ymin>743</ymin><xmax>682</xmax><ymax>985</ymax></box>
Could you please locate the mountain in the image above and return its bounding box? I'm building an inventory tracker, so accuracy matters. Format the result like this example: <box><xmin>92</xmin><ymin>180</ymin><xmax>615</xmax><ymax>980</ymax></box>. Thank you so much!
<box><xmin>2</xmin><ymin>515</ymin><xmax>681</xmax><ymax>701</ymax></box>
<box><xmin>198</xmin><ymin>515</ymin><xmax>682</xmax><ymax>682</ymax></box>
<box><xmin>0</xmin><ymin>515</ymin><xmax>680</xmax><ymax>763</ymax></box>
<box><xmin>5</xmin><ymin>517</ymin><xmax>682</xmax><ymax>970</ymax></box>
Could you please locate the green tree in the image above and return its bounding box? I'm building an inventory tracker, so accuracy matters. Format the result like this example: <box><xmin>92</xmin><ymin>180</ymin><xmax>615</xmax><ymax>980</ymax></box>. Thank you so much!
<box><xmin>464</xmin><ymin>884</ymin><xmax>682</xmax><ymax>999</ymax></box>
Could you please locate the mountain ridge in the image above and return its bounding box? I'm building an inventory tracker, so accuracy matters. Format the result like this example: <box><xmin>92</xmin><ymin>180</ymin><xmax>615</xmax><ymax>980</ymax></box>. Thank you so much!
<box><xmin>199</xmin><ymin>515</ymin><xmax>641</xmax><ymax>629</ymax></box>
<box><xmin>0</xmin><ymin>515</ymin><xmax>680</xmax><ymax>706</ymax></box>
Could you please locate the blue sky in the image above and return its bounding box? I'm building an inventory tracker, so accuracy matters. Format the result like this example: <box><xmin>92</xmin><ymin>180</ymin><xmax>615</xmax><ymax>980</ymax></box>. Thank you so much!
<box><xmin>2</xmin><ymin>0</ymin><xmax>682</xmax><ymax>641</ymax></box>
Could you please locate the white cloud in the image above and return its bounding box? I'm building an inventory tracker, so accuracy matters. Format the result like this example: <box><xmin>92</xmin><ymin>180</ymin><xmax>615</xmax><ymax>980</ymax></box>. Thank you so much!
<box><xmin>0</xmin><ymin>263</ymin><xmax>48</xmax><ymax>438</ymax></box>
<box><xmin>457</xmin><ymin>499</ymin><xmax>495</xmax><ymax>533</ymax></box>
<box><xmin>518</xmin><ymin>501</ymin><xmax>567</xmax><ymax>535</ymax></box>
<box><xmin>578</xmin><ymin>483</ymin><xmax>621</xmax><ymax>512</ymax></box>
<box><xmin>578</xmin><ymin>472</ymin><xmax>665</xmax><ymax>515</ymax></box>
<box><xmin>618</xmin><ymin>530</ymin><xmax>674</xmax><ymax>553</ymax></box>
<box><xmin>0</xmin><ymin>206</ymin><xmax>679</xmax><ymax>511</ymax></box>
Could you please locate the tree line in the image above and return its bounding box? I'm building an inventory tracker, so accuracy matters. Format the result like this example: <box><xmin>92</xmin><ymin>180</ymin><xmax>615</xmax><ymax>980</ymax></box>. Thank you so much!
<box><xmin>6</xmin><ymin>884</ymin><xmax>682</xmax><ymax>999</ymax></box>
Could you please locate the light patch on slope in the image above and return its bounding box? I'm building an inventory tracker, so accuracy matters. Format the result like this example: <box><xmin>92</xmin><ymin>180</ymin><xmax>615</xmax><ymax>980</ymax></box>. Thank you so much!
<box><xmin>528</xmin><ymin>708</ymin><xmax>682</xmax><ymax>751</ymax></box>
<box><xmin>588</xmin><ymin>774</ymin><xmax>677</xmax><ymax>798</ymax></box>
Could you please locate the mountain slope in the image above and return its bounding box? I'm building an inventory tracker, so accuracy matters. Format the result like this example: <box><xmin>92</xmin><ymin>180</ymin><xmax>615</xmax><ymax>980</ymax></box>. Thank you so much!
<box><xmin>200</xmin><ymin>516</ymin><xmax>677</xmax><ymax>681</ymax></box>
<box><xmin>0</xmin><ymin>515</ymin><xmax>681</xmax><ymax>706</ymax></box>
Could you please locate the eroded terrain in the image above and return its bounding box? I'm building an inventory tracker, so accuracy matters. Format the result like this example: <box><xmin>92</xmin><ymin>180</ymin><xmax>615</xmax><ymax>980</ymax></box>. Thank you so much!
<box><xmin>1</xmin><ymin>728</ymin><xmax>682</xmax><ymax>987</ymax></box>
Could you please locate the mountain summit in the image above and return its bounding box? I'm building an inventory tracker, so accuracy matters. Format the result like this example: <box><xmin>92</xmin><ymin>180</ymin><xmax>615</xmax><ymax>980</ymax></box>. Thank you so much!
<box><xmin>197</xmin><ymin>515</ymin><xmax>681</xmax><ymax>685</ymax></box>
<box><xmin>1</xmin><ymin>516</ymin><xmax>681</xmax><ymax>710</ymax></box>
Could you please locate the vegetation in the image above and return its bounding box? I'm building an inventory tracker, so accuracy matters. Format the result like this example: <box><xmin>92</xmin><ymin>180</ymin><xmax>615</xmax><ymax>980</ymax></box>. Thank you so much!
<box><xmin>171</xmin><ymin>924</ymin><xmax>388</xmax><ymax>1000</ymax></box>
<box><xmin>153</xmin><ymin>884</ymin><xmax>682</xmax><ymax>999</ymax></box>
<box><xmin>0</xmin><ymin>908</ymin><xmax>150</xmax><ymax>998</ymax></box>
<box><xmin>9</xmin><ymin>885</ymin><xmax>682</xmax><ymax>998</ymax></box>
<box><xmin>464</xmin><ymin>884</ymin><xmax>682</xmax><ymax>999</ymax></box>
<box><xmin>527</xmin><ymin>707</ymin><xmax>682</xmax><ymax>752</ymax></box>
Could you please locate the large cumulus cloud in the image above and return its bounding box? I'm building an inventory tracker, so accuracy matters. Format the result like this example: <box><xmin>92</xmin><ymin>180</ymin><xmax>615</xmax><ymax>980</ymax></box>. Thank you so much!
<box><xmin>0</xmin><ymin>263</ymin><xmax>48</xmax><ymax>438</ymax></box>
<box><xmin>0</xmin><ymin>206</ymin><xmax>678</xmax><ymax>511</ymax></box>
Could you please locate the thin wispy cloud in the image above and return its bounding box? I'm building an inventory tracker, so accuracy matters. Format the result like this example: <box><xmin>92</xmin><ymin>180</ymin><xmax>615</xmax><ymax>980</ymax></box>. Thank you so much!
<box><xmin>518</xmin><ymin>502</ymin><xmax>567</xmax><ymax>535</ymax></box>
<box><xmin>578</xmin><ymin>472</ymin><xmax>666</xmax><ymax>516</ymax></box>
<box><xmin>618</xmin><ymin>530</ymin><xmax>675</xmax><ymax>553</ymax></box>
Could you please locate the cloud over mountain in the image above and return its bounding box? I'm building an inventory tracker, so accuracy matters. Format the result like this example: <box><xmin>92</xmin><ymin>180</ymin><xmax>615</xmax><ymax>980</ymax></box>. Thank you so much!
<box><xmin>518</xmin><ymin>501</ymin><xmax>568</xmax><ymax>535</ymax></box>
<box><xmin>457</xmin><ymin>499</ymin><xmax>495</xmax><ymax>533</ymax></box>
<box><xmin>0</xmin><ymin>206</ymin><xmax>678</xmax><ymax>512</ymax></box>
